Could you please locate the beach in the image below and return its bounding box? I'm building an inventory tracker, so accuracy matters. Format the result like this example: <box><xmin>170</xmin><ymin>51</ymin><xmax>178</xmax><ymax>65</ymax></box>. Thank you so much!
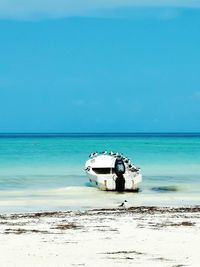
<box><xmin>0</xmin><ymin>134</ymin><xmax>200</xmax><ymax>266</ymax></box>
<box><xmin>0</xmin><ymin>206</ymin><xmax>200</xmax><ymax>267</ymax></box>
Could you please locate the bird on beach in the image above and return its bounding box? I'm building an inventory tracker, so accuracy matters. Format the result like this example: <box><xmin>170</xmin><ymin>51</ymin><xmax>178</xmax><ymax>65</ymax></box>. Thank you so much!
<box><xmin>119</xmin><ymin>200</ymin><xmax>127</xmax><ymax>207</ymax></box>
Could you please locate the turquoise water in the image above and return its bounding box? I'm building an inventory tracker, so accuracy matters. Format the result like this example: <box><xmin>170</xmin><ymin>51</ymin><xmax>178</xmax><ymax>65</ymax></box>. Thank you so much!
<box><xmin>0</xmin><ymin>134</ymin><xmax>200</xmax><ymax>213</ymax></box>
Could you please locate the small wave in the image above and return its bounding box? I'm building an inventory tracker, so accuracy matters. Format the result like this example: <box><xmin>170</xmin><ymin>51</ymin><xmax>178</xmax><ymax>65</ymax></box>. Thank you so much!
<box><xmin>151</xmin><ymin>186</ymin><xmax>179</xmax><ymax>192</ymax></box>
<box><xmin>55</xmin><ymin>186</ymin><xmax>95</xmax><ymax>193</ymax></box>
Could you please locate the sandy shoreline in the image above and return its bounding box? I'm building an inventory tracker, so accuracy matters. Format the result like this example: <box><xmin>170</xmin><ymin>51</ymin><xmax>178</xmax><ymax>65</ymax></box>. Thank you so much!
<box><xmin>0</xmin><ymin>206</ymin><xmax>200</xmax><ymax>267</ymax></box>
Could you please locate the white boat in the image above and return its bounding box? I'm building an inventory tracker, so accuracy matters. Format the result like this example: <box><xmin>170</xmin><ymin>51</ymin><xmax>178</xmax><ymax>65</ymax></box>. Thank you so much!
<box><xmin>85</xmin><ymin>152</ymin><xmax>142</xmax><ymax>191</ymax></box>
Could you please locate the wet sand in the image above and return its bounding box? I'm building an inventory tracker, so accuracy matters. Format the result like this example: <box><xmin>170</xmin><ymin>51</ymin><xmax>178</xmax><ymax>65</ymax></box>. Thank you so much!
<box><xmin>0</xmin><ymin>206</ymin><xmax>200</xmax><ymax>266</ymax></box>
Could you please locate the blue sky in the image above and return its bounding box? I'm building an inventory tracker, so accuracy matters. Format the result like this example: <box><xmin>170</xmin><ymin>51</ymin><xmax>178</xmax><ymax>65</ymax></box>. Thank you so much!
<box><xmin>0</xmin><ymin>1</ymin><xmax>200</xmax><ymax>132</ymax></box>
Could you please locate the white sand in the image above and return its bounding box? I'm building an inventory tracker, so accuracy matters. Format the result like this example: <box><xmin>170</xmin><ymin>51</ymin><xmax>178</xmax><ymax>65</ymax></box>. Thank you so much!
<box><xmin>0</xmin><ymin>207</ymin><xmax>200</xmax><ymax>267</ymax></box>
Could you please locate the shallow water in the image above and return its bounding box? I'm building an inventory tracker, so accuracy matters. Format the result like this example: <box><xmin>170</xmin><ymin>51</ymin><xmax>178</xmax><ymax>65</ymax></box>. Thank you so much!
<box><xmin>0</xmin><ymin>133</ymin><xmax>200</xmax><ymax>213</ymax></box>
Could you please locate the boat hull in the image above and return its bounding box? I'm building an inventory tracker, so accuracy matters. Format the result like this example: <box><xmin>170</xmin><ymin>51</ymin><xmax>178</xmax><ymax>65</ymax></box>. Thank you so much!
<box><xmin>86</xmin><ymin>172</ymin><xmax>142</xmax><ymax>191</ymax></box>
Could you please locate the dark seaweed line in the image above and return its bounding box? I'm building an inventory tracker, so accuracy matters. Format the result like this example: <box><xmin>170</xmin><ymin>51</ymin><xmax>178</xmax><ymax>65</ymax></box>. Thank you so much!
<box><xmin>1</xmin><ymin>206</ymin><xmax>200</xmax><ymax>220</ymax></box>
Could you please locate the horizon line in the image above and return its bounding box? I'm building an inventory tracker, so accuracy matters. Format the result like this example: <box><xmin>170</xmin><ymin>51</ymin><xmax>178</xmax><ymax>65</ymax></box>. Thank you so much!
<box><xmin>1</xmin><ymin>132</ymin><xmax>200</xmax><ymax>135</ymax></box>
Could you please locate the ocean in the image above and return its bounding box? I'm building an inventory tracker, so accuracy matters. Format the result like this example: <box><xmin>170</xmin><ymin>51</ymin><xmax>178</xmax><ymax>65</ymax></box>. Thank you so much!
<box><xmin>0</xmin><ymin>133</ymin><xmax>200</xmax><ymax>213</ymax></box>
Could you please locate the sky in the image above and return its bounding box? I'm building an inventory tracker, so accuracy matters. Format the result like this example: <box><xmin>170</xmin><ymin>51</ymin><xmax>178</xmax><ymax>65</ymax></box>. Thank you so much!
<box><xmin>0</xmin><ymin>1</ymin><xmax>200</xmax><ymax>133</ymax></box>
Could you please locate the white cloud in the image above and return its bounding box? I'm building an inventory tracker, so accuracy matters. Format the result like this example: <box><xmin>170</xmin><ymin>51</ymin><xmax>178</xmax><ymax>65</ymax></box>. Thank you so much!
<box><xmin>0</xmin><ymin>0</ymin><xmax>200</xmax><ymax>19</ymax></box>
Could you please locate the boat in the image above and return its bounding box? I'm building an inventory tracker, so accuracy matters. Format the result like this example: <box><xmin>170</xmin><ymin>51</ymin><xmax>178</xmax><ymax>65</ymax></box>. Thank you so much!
<box><xmin>85</xmin><ymin>151</ymin><xmax>142</xmax><ymax>191</ymax></box>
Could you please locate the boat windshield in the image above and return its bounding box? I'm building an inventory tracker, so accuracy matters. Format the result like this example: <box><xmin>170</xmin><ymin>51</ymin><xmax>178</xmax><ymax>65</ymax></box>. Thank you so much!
<box><xmin>92</xmin><ymin>168</ymin><xmax>114</xmax><ymax>174</ymax></box>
